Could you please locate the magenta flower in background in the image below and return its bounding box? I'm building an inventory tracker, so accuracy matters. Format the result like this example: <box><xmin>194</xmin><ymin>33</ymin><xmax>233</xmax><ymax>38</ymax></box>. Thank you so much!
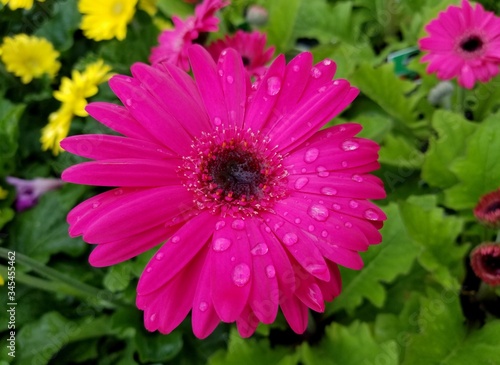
<box><xmin>206</xmin><ymin>30</ymin><xmax>275</xmax><ymax>79</ymax></box>
<box><xmin>61</xmin><ymin>45</ymin><xmax>386</xmax><ymax>338</ymax></box>
<box><xmin>474</xmin><ymin>188</ymin><xmax>500</xmax><ymax>228</ymax></box>
<box><xmin>6</xmin><ymin>176</ymin><xmax>63</xmax><ymax>211</ymax></box>
<box><xmin>470</xmin><ymin>243</ymin><xmax>500</xmax><ymax>286</ymax></box>
<box><xmin>419</xmin><ymin>0</ymin><xmax>500</xmax><ymax>89</ymax></box>
<box><xmin>149</xmin><ymin>0</ymin><xmax>228</xmax><ymax>70</ymax></box>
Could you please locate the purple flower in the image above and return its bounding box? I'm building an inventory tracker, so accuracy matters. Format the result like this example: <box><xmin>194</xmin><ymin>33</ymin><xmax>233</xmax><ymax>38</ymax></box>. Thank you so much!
<box><xmin>6</xmin><ymin>176</ymin><xmax>64</xmax><ymax>211</ymax></box>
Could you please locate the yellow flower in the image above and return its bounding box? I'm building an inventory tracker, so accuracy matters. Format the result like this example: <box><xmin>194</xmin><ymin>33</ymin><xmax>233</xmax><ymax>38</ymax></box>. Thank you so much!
<box><xmin>0</xmin><ymin>274</ymin><xmax>4</xmax><ymax>286</ymax></box>
<box><xmin>0</xmin><ymin>186</ymin><xmax>8</xmax><ymax>199</ymax></box>
<box><xmin>0</xmin><ymin>34</ymin><xmax>60</xmax><ymax>84</ymax></box>
<box><xmin>41</xmin><ymin>60</ymin><xmax>113</xmax><ymax>155</ymax></box>
<box><xmin>79</xmin><ymin>0</ymin><xmax>138</xmax><ymax>41</ymax></box>
<box><xmin>139</xmin><ymin>0</ymin><xmax>157</xmax><ymax>16</ymax></box>
<box><xmin>1</xmin><ymin>0</ymin><xmax>45</xmax><ymax>10</ymax></box>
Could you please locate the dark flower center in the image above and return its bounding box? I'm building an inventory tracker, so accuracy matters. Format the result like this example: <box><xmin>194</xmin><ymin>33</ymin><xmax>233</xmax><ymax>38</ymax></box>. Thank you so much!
<box><xmin>207</xmin><ymin>149</ymin><xmax>264</xmax><ymax>199</ymax></box>
<box><xmin>242</xmin><ymin>56</ymin><xmax>251</xmax><ymax>66</ymax></box>
<box><xmin>482</xmin><ymin>253</ymin><xmax>500</xmax><ymax>275</ymax></box>
<box><xmin>460</xmin><ymin>35</ymin><xmax>483</xmax><ymax>53</ymax></box>
<box><xmin>485</xmin><ymin>201</ymin><xmax>500</xmax><ymax>214</ymax></box>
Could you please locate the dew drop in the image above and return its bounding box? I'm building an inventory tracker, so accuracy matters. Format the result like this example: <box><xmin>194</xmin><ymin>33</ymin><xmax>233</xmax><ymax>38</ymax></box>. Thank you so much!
<box><xmin>292</xmin><ymin>65</ymin><xmax>300</xmax><ymax>72</ymax></box>
<box><xmin>218</xmin><ymin>69</ymin><xmax>224</xmax><ymax>77</ymax></box>
<box><xmin>308</xmin><ymin>204</ymin><xmax>329</xmax><ymax>222</ymax></box>
<box><xmin>294</xmin><ymin>218</ymin><xmax>301</xmax><ymax>224</ymax></box>
<box><xmin>301</xmin><ymin>168</ymin><xmax>307</xmax><ymax>173</ymax></box>
<box><xmin>364</xmin><ymin>209</ymin><xmax>380</xmax><ymax>221</ymax></box>
<box><xmin>321</xmin><ymin>187</ymin><xmax>337</xmax><ymax>196</ymax></box>
<box><xmin>199</xmin><ymin>301</ymin><xmax>208</xmax><ymax>312</ymax></box>
<box><xmin>150</xmin><ymin>313</ymin><xmax>157</xmax><ymax>322</ymax></box>
<box><xmin>321</xmin><ymin>230</ymin><xmax>328</xmax><ymax>238</ymax></box>
<box><xmin>352</xmin><ymin>174</ymin><xmax>363</xmax><ymax>182</ymax></box>
<box><xmin>215</xmin><ymin>220</ymin><xmax>226</xmax><ymax>231</ymax></box>
<box><xmin>251</xmin><ymin>243</ymin><xmax>269</xmax><ymax>256</ymax></box>
<box><xmin>265</xmin><ymin>226</ymin><xmax>271</xmax><ymax>233</ymax></box>
<box><xmin>213</xmin><ymin>117</ymin><xmax>222</xmax><ymax>126</ymax></box>
<box><xmin>231</xmin><ymin>256</ymin><xmax>236</xmax><ymax>262</ymax></box>
<box><xmin>155</xmin><ymin>252</ymin><xmax>164</xmax><ymax>260</ymax></box>
<box><xmin>232</xmin><ymin>219</ymin><xmax>245</xmax><ymax>230</ymax></box>
<box><xmin>344</xmin><ymin>222</ymin><xmax>353</xmax><ymax>228</ymax></box>
<box><xmin>294</xmin><ymin>177</ymin><xmax>309</xmax><ymax>190</ymax></box>
<box><xmin>332</xmin><ymin>203</ymin><xmax>341</xmax><ymax>210</ymax></box>
<box><xmin>318</xmin><ymin>86</ymin><xmax>327</xmax><ymax>93</ymax></box>
<box><xmin>323</xmin><ymin>59</ymin><xmax>332</xmax><ymax>66</ymax></box>
<box><xmin>341</xmin><ymin>161</ymin><xmax>348</xmax><ymax>168</ymax></box>
<box><xmin>267</xmin><ymin>76</ymin><xmax>281</xmax><ymax>95</ymax></box>
<box><xmin>114</xmin><ymin>189</ymin><xmax>123</xmax><ymax>196</ymax></box>
<box><xmin>282</xmin><ymin>232</ymin><xmax>298</xmax><ymax>246</ymax></box>
<box><xmin>213</xmin><ymin>237</ymin><xmax>231</xmax><ymax>252</ymax></box>
<box><xmin>146</xmin><ymin>267</ymin><xmax>152</xmax><ymax>273</ymax></box>
<box><xmin>92</xmin><ymin>201</ymin><xmax>101</xmax><ymax>209</ymax></box>
<box><xmin>266</xmin><ymin>265</ymin><xmax>276</xmax><ymax>278</ymax></box>
<box><xmin>311</xmin><ymin>67</ymin><xmax>322</xmax><ymax>78</ymax></box>
<box><xmin>171</xmin><ymin>235</ymin><xmax>180</xmax><ymax>243</ymax></box>
<box><xmin>349</xmin><ymin>200</ymin><xmax>359</xmax><ymax>209</ymax></box>
<box><xmin>304</xmin><ymin>147</ymin><xmax>319</xmax><ymax>163</ymax></box>
<box><xmin>308</xmin><ymin>225</ymin><xmax>315</xmax><ymax>232</ymax></box>
<box><xmin>341</xmin><ymin>140</ymin><xmax>360</xmax><ymax>151</ymax></box>
<box><xmin>232</xmin><ymin>263</ymin><xmax>251</xmax><ymax>287</ymax></box>
<box><xmin>226</xmin><ymin>75</ymin><xmax>234</xmax><ymax>84</ymax></box>
<box><xmin>125</xmin><ymin>98</ymin><xmax>133</xmax><ymax>106</ymax></box>
<box><xmin>316</xmin><ymin>166</ymin><xmax>330</xmax><ymax>177</ymax></box>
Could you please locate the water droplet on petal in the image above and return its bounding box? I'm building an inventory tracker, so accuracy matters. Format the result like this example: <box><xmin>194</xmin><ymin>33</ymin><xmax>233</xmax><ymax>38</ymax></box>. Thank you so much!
<box><xmin>265</xmin><ymin>226</ymin><xmax>271</xmax><ymax>233</ymax></box>
<box><xmin>294</xmin><ymin>218</ymin><xmax>301</xmax><ymax>224</ymax></box>
<box><xmin>304</xmin><ymin>148</ymin><xmax>319</xmax><ymax>163</ymax></box>
<box><xmin>150</xmin><ymin>313</ymin><xmax>157</xmax><ymax>322</ymax></box>
<box><xmin>352</xmin><ymin>174</ymin><xmax>363</xmax><ymax>182</ymax></box>
<box><xmin>308</xmin><ymin>225</ymin><xmax>315</xmax><ymax>232</ymax></box>
<box><xmin>156</xmin><ymin>252</ymin><xmax>164</xmax><ymax>260</ymax></box>
<box><xmin>213</xmin><ymin>237</ymin><xmax>231</xmax><ymax>252</ymax></box>
<box><xmin>92</xmin><ymin>201</ymin><xmax>101</xmax><ymax>209</ymax></box>
<box><xmin>323</xmin><ymin>59</ymin><xmax>332</xmax><ymax>66</ymax></box>
<box><xmin>267</xmin><ymin>76</ymin><xmax>281</xmax><ymax>95</ymax></box>
<box><xmin>316</xmin><ymin>166</ymin><xmax>330</xmax><ymax>177</ymax></box>
<box><xmin>293</xmin><ymin>65</ymin><xmax>300</xmax><ymax>72</ymax></box>
<box><xmin>125</xmin><ymin>98</ymin><xmax>133</xmax><ymax>106</ymax></box>
<box><xmin>266</xmin><ymin>265</ymin><xmax>276</xmax><ymax>278</ymax></box>
<box><xmin>364</xmin><ymin>209</ymin><xmax>380</xmax><ymax>221</ymax></box>
<box><xmin>282</xmin><ymin>232</ymin><xmax>298</xmax><ymax>246</ymax></box>
<box><xmin>321</xmin><ymin>187</ymin><xmax>337</xmax><ymax>196</ymax></box>
<box><xmin>215</xmin><ymin>220</ymin><xmax>226</xmax><ymax>230</ymax></box>
<box><xmin>341</xmin><ymin>140</ymin><xmax>360</xmax><ymax>151</ymax></box>
<box><xmin>232</xmin><ymin>263</ymin><xmax>251</xmax><ymax>287</ymax></box>
<box><xmin>308</xmin><ymin>204</ymin><xmax>329</xmax><ymax>222</ymax></box>
<box><xmin>294</xmin><ymin>177</ymin><xmax>309</xmax><ymax>190</ymax></box>
<box><xmin>232</xmin><ymin>219</ymin><xmax>245</xmax><ymax>230</ymax></box>
<box><xmin>226</xmin><ymin>75</ymin><xmax>234</xmax><ymax>84</ymax></box>
<box><xmin>311</xmin><ymin>67</ymin><xmax>322</xmax><ymax>78</ymax></box>
<box><xmin>318</xmin><ymin>86</ymin><xmax>327</xmax><ymax>93</ymax></box>
<box><xmin>341</xmin><ymin>161</ymin><xmax>348</xmax><ymax>168</ymax></box>
<box><xmin>146</xmin><ymin>267</ymin><xmax>152</xmax><ymax>273</ymax></box>
<box><xmin>321</xmin><ymin>230</ymin><xmax>328</xmax><ymax>238</ymax></box>
<box><xmin>332</xmin><ymin>204</ymin><xmax>341</xmax><ymax>210</ymax></box>
<box><xmin>218</xmin><ymin>69</ymin><xmax>224</xmax><ymax>77</ymax></box>
<box><xmin>199</xmin><ymin>301</ymin><xmax>208</xmax><ymax>312</ymax></box>
<box><xmin>171</xmin><ymin>235</ymin><xmax>180</xmax><ymax>243</ymax></box>
<box><xmin>344</xmin><ymin>222</ymin><xmax>352</xmax><ymax>228</ymax></box>
<box><xmin>213</xmin><ymin>117</ymin><xmax>222</xmax><ymax>126</ymax></box>
<box><xmin>114</xmin><ymin>189</ymin><xmax>123</xmax><ymax>196</ymax></box>
<box><xmin>349</xmin><ymin>200</ymin><xmax>359</xmax><ymax>208</ymax></box>
<box><xmin>251</xmin><ymin>242</ymin><xmax>269</xmax><ymax>256</ymax></box>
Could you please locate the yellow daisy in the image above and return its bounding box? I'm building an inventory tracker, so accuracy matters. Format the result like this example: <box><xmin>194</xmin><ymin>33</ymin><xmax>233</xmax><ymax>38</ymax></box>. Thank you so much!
<box><xmin>41</xmin><ymin>60</ymin><xmax>113</xmax><ymax>155</ymax></box>
<box><xmin>79</xmin><ymin>0</ymin><xmax>138</xmax><ymax>41</ymax></box>
<box><xmin>0</xmin><ymin>34</ymin><xmax>60</xmax><ymax>84</ymax></box>
<box><xmin>1</xmin><ymin>0</ymin><xmax>45</xmax><ymax>10</ymax></box>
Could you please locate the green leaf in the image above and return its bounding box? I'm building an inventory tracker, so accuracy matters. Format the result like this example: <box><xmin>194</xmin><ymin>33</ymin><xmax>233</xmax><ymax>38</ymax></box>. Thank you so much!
<box><xmin>135</xmin><ymin>330</ymin><xmax>183</xmax><ymax>363</ymax></box>
<box><xmin>0</xmin><ymin>208</ymin><xmax>14</xmax><ymax>231</ymax></box>
<box><xmin>8</xmin><ymin>184</ymin><xmax>87</xmax><ymax>263</ymax></box>
<box><xmin>264</xmin><ymin>0</ymin><xmax>302</xmax><ymax>53</ymax></box>
<box><xmin>353</xmin><ymin>113</ymin><xmax>393</xmax><ymax>143</ymax></box>
<box><xmin>0</xmin><ymin>98</ymin><xmax>24</xmax><ymax>175</ymax></box>
<box><xmin>403</xmin><ymin>291</ymin><xmax>500</xmax><ymax>365</ymax></box>
<box><xmin>445</xmin><ymin>113</ymin><xmax>500</xmax><ymax>210</ymax></box>
<box><xmin>400</xmin><ymin>195</ymin><xmax>468</xmax><ymax>289</ymax></box>
<box><xmin>328</xmin><ymin>203</ymin><xmax>418</xmax><ymax>314</ymax></box>
<box><xmin>379</xmin><ymin>134</ymin><xmax>424</xmax><ymax>168</ymax></box>
<box><xmin>157</xmin><ymin>0</ymin><xmax>194</xmax><ymax>18</ymax></box>
<box><xmin>208</xmin><ymin>328</ymin><xmax>296</xmax><ymax>365</ymax></box>
<box><xmin>301</xmin><ymin>321</ymin><xmax>399</xmax><ymax>365</ymax></box>
<box><xmin>422</xmin><ymin>110</ymin><xmax>478</xmax><ymax>188</ymax></box>
<box><xmin>103</xmin><ymin>262</ymin><xmax>134</xmax><ymax>293</ymax></box>
<box><xmin>471</xmin><ymin>75</ymin><xmax>500</xmax><ymax>121</ymax></box>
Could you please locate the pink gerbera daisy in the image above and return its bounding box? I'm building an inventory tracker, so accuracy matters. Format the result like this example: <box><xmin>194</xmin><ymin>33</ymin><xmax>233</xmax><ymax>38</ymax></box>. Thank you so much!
<box><xmin>149</xmin><ymin>0</ymin><xmax>228</xmax><ymax>70</ymax></box>
<box><xmin>206</xmin><ymin>30</ymin><xmax>275</xmax><ymax>79</ymax></box>
<box><xmin>61</xmin><ymin>45</ymin><xmax>386</xmax><ymax>338</ymax></box>
<box><xmin>419</xmin><ymin>0</ymin><xmax>500</xmax><ymax>89</ymax></box>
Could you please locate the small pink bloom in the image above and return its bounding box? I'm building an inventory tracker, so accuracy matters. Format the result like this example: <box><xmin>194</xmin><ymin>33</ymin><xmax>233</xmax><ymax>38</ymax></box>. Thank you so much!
<box><xmin>474</xmin><ymin>188</ymin><xmax>500</xmax><ymax>227</ymax></box>
<box><xmin>149</xmin><ymin>0</ymin><xmax>228</xmax><ymax>70</ymax></box>
<box><xmin>470</xmin><ymin>243</ymin><xmax>500</xmax><ymax>286</ymax></box>
<box><xmin>6</xmin><ymin>176</ymin><xmax>63</xmax><ymax>211</ymax></box>
<box><xmin>419</xmin><ymin>0</ymin><xmax>500</xmax><ymax>89</ymax></box>
<box><xmin>62</xmin><ymin>45</ymin><xmax>386</xmax><ymax>338</ymax></box>
<box><xmin>206</xmin><ymin>30</ymin><xmax>275</xmax><ymax>79</ymax></box>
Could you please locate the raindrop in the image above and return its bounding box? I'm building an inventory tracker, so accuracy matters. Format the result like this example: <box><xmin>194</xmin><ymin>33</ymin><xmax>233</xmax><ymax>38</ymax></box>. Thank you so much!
<box><xmin>323</xmin><ymin>59</ymin><xmax>332</xmax><ymax>66</ymax></box>
<box><xmin>146</xmin><ymin>267</ymin><xmax>152</xmax><ymax>273</ymax></box>
<box><xmin>318</xmin><ymin>86</ymin><xmax>327</xmax><ymax>93</ymax></box>
<box><xmin>341</xmin><ymin>140</ymin><xmax>359</xmax><ymax>151</ymax></box>
<box><xmin>232</xmin><ymin>263</ymin><xmax>251</xmax><ymax>287</ymax></box>
<box><xmin>321</xmin><ymin>187</ymin><xmax>337</xmax><ymax>196</ymax></box>
<box><xmin>307</xmin><ymin>285</ymin><xmax>321</xmax><ymax>306</ymax></box>
<box><xmin>349</xmin><ymin>200</ymin><xmax>359</xmax><ymax>209</ymax></box>
<box><xmin>311</xmin><ymin>67</ymin><xmax>322</xmax><ymax>78</ymax></box>
<box><xmin>332</xmin><ymin>204</ymin><xmax>341</xmax><ymax>210</ymax></box>
<box><xmin>232</xmin><ymin>219</ymin><xmax>245</xmax><ymax>230</ymax></box>
<box><xmin>199</xmin><ymin>301</ymin><xmax>208</xmax><ymax>312</ymax></box>
<box><xmin>267</xmin><ymin>76</ymin><xmax>281</xmax><ymax>95</ymax></box>
<box><xmin>344</xmin><ymin>222</ymin><xmax>352</xmax><ymax>228</ymax></box>
<box><xmin>304</xmin><ymin>148</ymin><xmax>319</xmax><ymax>163</ymax></box>
<box><xmin>171</xmin><ymin>235</ymin><xmax>180</xmax><ymax>243</ymax></box>
<box><xmin>265</xmin><ymin>226</ymin><xmax>271</xmax><ymax>233</ymax></box>
<box><xmin>294</xmin><ymin>218</ymin><xmax>301</xmax><ymax>224</ymax></box>
<box><xmin>308</xmin><ymin>204</ymin><xmax>329</xmax><ymax>222</ymax></box>
<box><xmin>316</xmin><ymin>166</ymin><xmax>330</xmax><ymax>177</ymax></box>
<box><xmin>251</xmin><ymin>243</ymin><xmax>269</xmax><ymax>256</ymax></box>
<box><xmin>282</xmin><ymin>232</ymin><xmax>298</xmax><ymax>246</ymax></box>
<box><xmin>294</xmin><ymin>177</ymin><xmax>309</xmax><ymax>190</ymax></box>
<box><xmin>92</xmin><ymin>201</ymin><xmax>101</xmax><ymax>209</ymax></box>
<box><xmin>266</xmin><ymin>265</ymin><xmax>276</xmax><ymax>278</ymax></box>
<box><xmin>364</xmin><ymin>209</ymin><xmax>379</xmax><ymax>221</ymax></box>
<box><xmin>308</xmin><ymin>225</ymin><xmax>315</xmax><ymax>232</ymax></box>
<box><xmin>125</xmin><ymin>98</ymin><xmax>133</xmax><ymax>106</ymax></box>
<box><xmin>215</xmin><ymin>220</ymin><xmax>226</xmax><ymax>230</ymax></box>
<box><xmin>218</xmin><ymin>69</ymin><xmax>224</xmax><ymax>77</ymax></box>
<box><xmin>150</xmin><ymin>313</ymin><xmax>157</xmax><ymax>322</ymax></box>
<box><xmin>341</xmin><ymin>161</ymin><xmax>348</xmax><ymax>168</ymax></box>
<box><xmin>156</xmin><ymin>252</ymin><xmax>164</xmax><ymax>260</ymax></box>
<box><xmin>321</xmin><ymin>230</ymin><xmax>328</xmax><ymax>238</ymax></box>
<box><xmin>226</xmin><ymin>75</ymin><xmax>234</xmax><ymax>84</ymax></box>
<box><xmin>213</xmin><ymin>237</ymin><xmax>231</xmax><ymax>252</ymax></box>
<box><xmin>301</xmin><ymin>168</ymin><xmax>307</xmax><ymax>173</ymax></box>
<box><xmin>213</xmin><ymin>117</ymin><xmax>222</xmax><ymax>126</ymax></box>
<box><xmin>333</xmin><ymin>80</ymin><xmax>340</xmax><ymax>85</ymax></box>
<box><xmin>306</xmin><ymin>264</ymin><xmax>326</xmax><ymax>276</ymax></box>
<box><xmin>352</xmin><ymin>174</ymin><xmax>363</xmax><ymax>182</ymax></box>
<box><xmin>292</xmin><ymin>65</ymin><xmax>300</xmax><ymax>72</ymax></box>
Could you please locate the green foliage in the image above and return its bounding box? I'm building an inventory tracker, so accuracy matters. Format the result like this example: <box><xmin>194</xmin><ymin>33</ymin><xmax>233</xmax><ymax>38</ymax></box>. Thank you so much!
<box><xmin>264</xmin><ymin>0</ymin><xmax>302</xmax><ymax>53</ymax></box>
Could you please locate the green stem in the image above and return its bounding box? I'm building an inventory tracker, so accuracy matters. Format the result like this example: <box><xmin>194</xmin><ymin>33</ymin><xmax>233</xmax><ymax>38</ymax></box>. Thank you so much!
<box><xmin>0</xmin><ymin>248</ymin><xmax>124</xmax><ymax>308</ymax></box>
<box><xmin>454</xmin><ymin>84</ymin><xmax>466</xmax><ymax>115</ymax></box>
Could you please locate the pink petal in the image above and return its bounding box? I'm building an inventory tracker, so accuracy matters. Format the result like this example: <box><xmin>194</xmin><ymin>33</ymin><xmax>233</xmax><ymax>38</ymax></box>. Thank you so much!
<box><xmin>280</xmin><ymin>294</ymin><xmax>309</xmax><ymax>334</ymax></box>
<box><xmin>236</xmin><ymin>305</ymin><xmax>260</xmax><ymax>338</ymax></box>
<box><xmin>317</xmin><ymin>261</ymin><xmax>342</xmax><ymax>302</ymax></box>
